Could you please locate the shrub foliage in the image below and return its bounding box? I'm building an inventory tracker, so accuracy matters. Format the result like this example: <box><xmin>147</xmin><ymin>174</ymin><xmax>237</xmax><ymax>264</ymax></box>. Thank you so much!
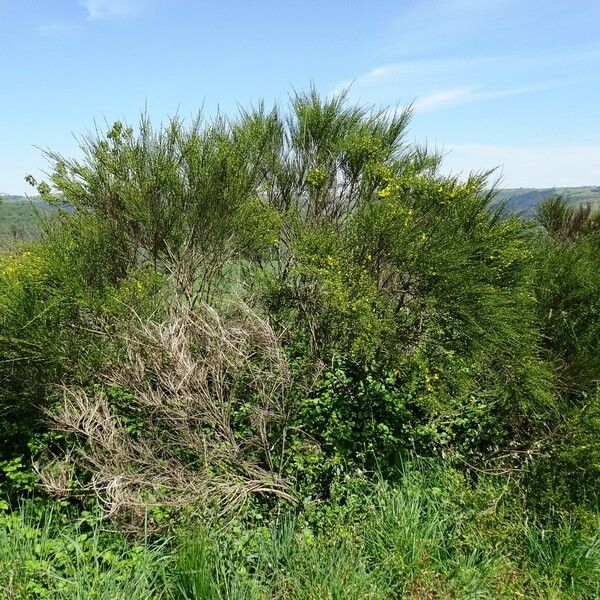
<box><xmin>1</xmin><ymin>89</ymin><xmax>599</xmax><ymax>596</ymax></box>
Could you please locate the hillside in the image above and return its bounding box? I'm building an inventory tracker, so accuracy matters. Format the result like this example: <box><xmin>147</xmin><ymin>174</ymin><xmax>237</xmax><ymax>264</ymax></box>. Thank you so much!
<box><xmin>495</xmin><ymin>185</ymin><xmax>600</xmax><ymax>214</ymax></box>
<box><xmin>4</xmin><ymin>187</ymin><xmax>599</xmax><ymax>249</ymax></box>
<box><xmin>0</xmin><ymin>195</ymin><xmax>56</xmax><ymax>245</ymax></box>
<box><xmin>4</xmin><ymin>185</ymin><xmax>600</xmax><ymax>233</ymax></box>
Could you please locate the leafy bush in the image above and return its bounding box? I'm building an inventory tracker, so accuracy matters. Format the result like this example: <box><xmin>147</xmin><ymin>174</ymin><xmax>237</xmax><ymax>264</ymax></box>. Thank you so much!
<box><xmin>0</xmin><ymin>212</ymin><xmax>164</xmax><ymax>475</ymax></box>
<box><xmin>534</xmin><ymin>199</ymin><xmax>600</xmax><ymax>389</ymax></box>
<box><xmin>531</xmin><ymin>197</ymin><xmax>600</xmax><ymax>505</ymax></box>
<box><xmin>1</xmin><ymin>89</ymin><xmax>599</xmax><ymax>596</ymax></box>
<box><xmin>272</xmin><ymin>172</ymin><xmax>554</xmax><ymax>486</ymax></box>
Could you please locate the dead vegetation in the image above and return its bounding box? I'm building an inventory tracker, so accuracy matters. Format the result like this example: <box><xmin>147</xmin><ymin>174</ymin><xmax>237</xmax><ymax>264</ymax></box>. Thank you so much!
<box><xmin>38</xmin><ymin>299</ymin><xmax>297</xmax><ymax>528</ymax></box>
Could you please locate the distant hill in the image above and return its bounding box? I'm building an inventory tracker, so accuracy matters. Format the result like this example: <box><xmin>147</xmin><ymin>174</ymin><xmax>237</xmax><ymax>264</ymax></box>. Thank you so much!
<box><xmin>2</xmin><ymin>187</ymin><xmax>600</xmax><ymax>246</ymax></box>
<box><xmin>0</xmin><ymin>194</ymin><xmax>56</xmax><ymax>246</ymax></box>
<box><xmin>494</xmin><ymin>186</ymin><xmax>600</xmax><ymax>215</ymax></box>
<box><xmin>1</xmin><ymin>194</ymin><xmax>56</xmax><ymax>212</ymax></box>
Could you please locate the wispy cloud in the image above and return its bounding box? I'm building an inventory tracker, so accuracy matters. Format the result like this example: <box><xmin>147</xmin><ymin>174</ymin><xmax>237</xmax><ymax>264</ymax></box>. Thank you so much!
<box><xmin>329</xmin><ymin>41</ymin><xmax>599</xmax><ymax>112</ymax></box>
<box><xmin>441</xmin><ymin>143</ymin><xmax>600</xmax><ymax>188</ymax></box>
<box><xmin>413</xmin><ymin>88</ymin><xmax>472</xmax><ymax>111</ymax></box>
<box><xmin>330</xmin><ymin>56</ymin><xmax>497</xmax><ymax>96</ymax></box>
<box><xmin>413</xmin><ymin>83</ymin><xmax>557</xmax><ymax>112</ymax></box>
<box><xmin>79</xmin><ymin>0</ymin><xmax>144</xmax><ymax>21</ymax></box>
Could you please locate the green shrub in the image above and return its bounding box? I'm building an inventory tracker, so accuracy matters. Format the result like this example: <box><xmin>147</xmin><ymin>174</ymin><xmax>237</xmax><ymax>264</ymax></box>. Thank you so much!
<box><xmin>1</xmin><ymin>91</ymin><xmax>599</xmax><ymax>589</ymax></box>
<box><xmin>531</xmin><ymin>197</ymin><xmax>600</xmax><ymax>506</ymax></box>
<box><xmin>0</xmin><ymin>213</ymin><xmax>165</xmax><ymax>467</ymax></box>
<box><xmin>534</xmin><ymin>224</ymin><xmax>600</xmax><ymax>391</ymax></box>
<box><xmin>271</xmin><ymin>172</ymin><xmax>555</xmax><ymax>485</ymax></box>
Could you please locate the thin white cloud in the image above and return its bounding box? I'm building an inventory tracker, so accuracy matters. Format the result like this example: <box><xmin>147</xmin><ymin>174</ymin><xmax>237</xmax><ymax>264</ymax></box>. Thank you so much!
<box><xmin>441</xmin><ymin>143</ymin><xmax>600</xmax><ymax>188</ymax></box>
<box><xmin>413</xmin><ymin>83</ymin><xmax>558</xmax><ymax>112</ymax></box>
<box><xmin>331</xmin><ymin>44</ymin><xmax>600</xmax><ymax>99</ymax></box>
<box><xmin>79</xmin><ymin>0</ymin><xmax>144</xmax><ymax>21</ymax></box>
<box><xmin>331</xmin><ymin>56</ymin><xmax>498</xmax><ymax>96</ymax></box>
<box><xmin>414</xmin><ymin>88</ymin><xmax>473</xmax><ymax>111</ymax></box>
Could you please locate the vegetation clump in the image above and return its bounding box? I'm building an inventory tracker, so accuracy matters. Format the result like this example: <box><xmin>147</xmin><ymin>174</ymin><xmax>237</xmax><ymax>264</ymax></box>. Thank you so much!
<box><xmin>1</xmin><ymin>90</ymin><xmax>599</xmax><ymax>598</ymax></box>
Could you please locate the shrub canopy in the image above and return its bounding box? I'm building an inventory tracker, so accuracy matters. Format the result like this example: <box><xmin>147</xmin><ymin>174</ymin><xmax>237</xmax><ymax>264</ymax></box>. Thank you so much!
<box><xmin>0</xmin><ymin>90</ymin><xmax>598</xmax><ymax>523</ymax></box>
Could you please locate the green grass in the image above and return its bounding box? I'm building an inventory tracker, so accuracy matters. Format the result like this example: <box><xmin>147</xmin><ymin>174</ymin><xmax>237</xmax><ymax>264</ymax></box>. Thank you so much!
<box><xmin>1</xmin><ymin>468</ymin><xmax>599</xmax><ymax>599</ymax></box>
<box><xmin>0</xmin><ymin>506</ymin><xmax>169</xmax><ymax>599</ymax></box>
<box><xmin>167</xmin><ymin>470</ymin><xmax>600</xmax><ymax>599</ymax></box>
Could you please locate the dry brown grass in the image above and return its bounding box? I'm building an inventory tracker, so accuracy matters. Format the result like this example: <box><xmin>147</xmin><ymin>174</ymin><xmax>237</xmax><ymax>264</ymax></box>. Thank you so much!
<box><xmin>37</xmin><ymin>299</ymin><xmax>296</xmax><ymax>529</ymax></box>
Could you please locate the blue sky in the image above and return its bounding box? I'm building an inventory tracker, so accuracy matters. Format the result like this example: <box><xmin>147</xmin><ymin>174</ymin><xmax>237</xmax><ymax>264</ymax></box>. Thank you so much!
<box><xmin>1</xmin><ymin>0</ymin><xmax>599</xmax><ymax>194</ymax></box>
